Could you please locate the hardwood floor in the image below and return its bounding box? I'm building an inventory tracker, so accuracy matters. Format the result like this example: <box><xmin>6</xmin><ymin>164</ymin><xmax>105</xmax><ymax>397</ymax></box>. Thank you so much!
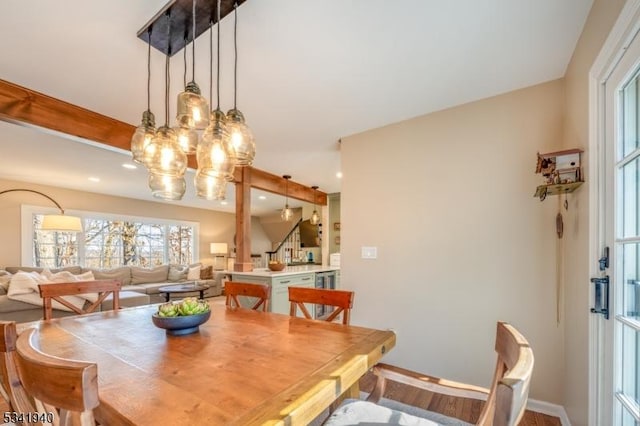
<box><xmin>359</xmin><ymin>372</ymin><xmax>561</xmax><ymax>426</ymax></box>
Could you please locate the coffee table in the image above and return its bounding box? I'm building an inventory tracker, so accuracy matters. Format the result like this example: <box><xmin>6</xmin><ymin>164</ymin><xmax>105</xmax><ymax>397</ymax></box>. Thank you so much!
<box><xmin>158</xmin><ymin>282</ymin><xmax>210</xmax><ymax>302</ymax></box>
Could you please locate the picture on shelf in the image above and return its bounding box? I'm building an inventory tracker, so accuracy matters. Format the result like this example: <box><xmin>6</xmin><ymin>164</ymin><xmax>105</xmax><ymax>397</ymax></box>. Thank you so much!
<box><xmin>335</xmin><ymin>236</ymin><xmax>340</xmax><ymax>245</ymax></box>
<box><xmin>334</xmin><ymin>222</ymin><xmax>341</xmax><ymax>231</ymax></box>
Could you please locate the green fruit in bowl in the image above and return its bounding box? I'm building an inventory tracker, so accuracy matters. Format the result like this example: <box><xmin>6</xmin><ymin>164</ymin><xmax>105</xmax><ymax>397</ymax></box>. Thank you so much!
<box><xmin>157</xmin><ymin>302</ymin><xmax>179</xmax><ymax>317</ymax></box>
<box><xmin>157</xmin><ymin>297</ymin><xmax>210</xmax><ymax>317</ymax></box>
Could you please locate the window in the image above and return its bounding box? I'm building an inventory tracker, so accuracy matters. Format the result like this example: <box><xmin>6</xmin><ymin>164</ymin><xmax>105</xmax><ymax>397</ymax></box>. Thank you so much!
<box><xmin>24</xmin><ymin>207</ymin><xmax>198</xmax><ymax>268</ymax></box>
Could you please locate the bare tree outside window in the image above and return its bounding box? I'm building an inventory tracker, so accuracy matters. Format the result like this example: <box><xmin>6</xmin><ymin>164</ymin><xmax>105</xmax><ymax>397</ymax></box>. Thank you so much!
<box><xmin>33</xmin><ymin>214</ymin><xmax>195</xmax><ymax>268</ymax></box>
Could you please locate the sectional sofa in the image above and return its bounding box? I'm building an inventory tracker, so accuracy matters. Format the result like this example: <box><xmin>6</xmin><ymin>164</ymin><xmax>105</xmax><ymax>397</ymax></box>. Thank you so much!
<box><xmin>0</xmin><ymin>264</ymin><xmax>225</xmax><ymax>323</ymax></box>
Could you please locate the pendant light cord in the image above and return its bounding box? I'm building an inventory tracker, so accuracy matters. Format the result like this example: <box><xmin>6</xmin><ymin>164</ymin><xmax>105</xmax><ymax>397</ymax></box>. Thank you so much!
<box><xmin>233</xmin><ymin>2</ymin><xmax>238</xmax><ymax>109</ymax></box>
<box><xmin>164</xmin><ymin>12</ymin><xmax>172</xmax><ymax>126</ymax></box>
<box><xmin>146</xmin><ymin>29</ymin><xmax>152</xmax><ymax>112</ymax></box>
<box><xmin>191</xmin><ymin>0</ymin><xmax>197</xmax><ymax>82</ymax></box>
<box><xmin>183</xmin><ymin>37</ymin><xmax>188</xmax><ymax>88</ymax></box>
<box><xmin>209</xmin><ymin>20</ymin><xmax>213</xmax><ymax>105</ymax></box>
<box><xmin>216</xmin><ymin>0</ymin><xmax>221</xmax><ymax>110</ymax></box>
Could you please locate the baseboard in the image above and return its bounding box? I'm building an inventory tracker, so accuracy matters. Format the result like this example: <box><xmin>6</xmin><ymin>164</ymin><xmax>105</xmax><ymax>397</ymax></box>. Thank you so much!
<box><xmin>527</xmin><ymin>398</ymin><xmax>571</xmax><ymax>425</ymax></box>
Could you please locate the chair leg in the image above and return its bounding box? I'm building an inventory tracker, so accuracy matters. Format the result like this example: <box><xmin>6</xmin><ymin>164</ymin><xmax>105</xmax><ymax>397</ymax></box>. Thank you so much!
<box><xmin>367</xmin><ymin>374</ymin><xmax>386</xmax><ymax>403</ymax></box>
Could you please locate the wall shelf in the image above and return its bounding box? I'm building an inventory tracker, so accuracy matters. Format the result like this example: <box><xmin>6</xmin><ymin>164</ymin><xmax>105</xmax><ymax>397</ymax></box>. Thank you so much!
<box><xmin>534</xmin><ymin>181</ymin><xmax>584</xmax><ymax>201</ymax></box>
<box><xmin>534</xmin><ymin>148</ymin><xmax>584</xmax><ymax>201</ymax></box>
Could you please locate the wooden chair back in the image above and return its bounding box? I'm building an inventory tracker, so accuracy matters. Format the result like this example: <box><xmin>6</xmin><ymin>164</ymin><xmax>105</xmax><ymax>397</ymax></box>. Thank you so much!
<box><xmin>288</xmin><ymin>287</ymin><xmax>354</xmax><ymax>325</ymax></box>
<box><xmin>479</xmin><ymin>321</ymin><xmax>534</xmax><ymax>426</ymax></box>
<box><xmin>15</xmin><ymin>328</ymin><xmax>99</xmax><ymax>426</ymax></box>
<box><xmin>38</xmin><ymin>279</ymin><xmax>122</xmax><ymax>320</ymax></box>
<box><xmin>225</xmin><ymin>281</ymin><xmax>270</xmax><ymax>311</ymax></box>
<box><xmin>0</xmin><ymin>321</ymin><xmax>32</xmax><ymax>413</ymax></box>
<box><xmin>368</xmin><ymin>321</ymin><xmax>534</xmax><ymax>426</ymax></box>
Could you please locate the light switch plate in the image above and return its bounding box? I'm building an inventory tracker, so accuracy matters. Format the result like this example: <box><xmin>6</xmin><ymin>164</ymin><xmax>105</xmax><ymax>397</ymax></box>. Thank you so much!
<box><xmin>361</xmin><ymin>246</ymin><xmax>377</xmax><ymax>259</ymax></box>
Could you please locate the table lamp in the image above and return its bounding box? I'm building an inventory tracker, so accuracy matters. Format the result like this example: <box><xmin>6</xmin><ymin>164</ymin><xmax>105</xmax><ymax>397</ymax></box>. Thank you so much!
<box><xmin>210</xmin><ymin>243</ymin><xmax>228</xmax><ymax>270</ymax></box>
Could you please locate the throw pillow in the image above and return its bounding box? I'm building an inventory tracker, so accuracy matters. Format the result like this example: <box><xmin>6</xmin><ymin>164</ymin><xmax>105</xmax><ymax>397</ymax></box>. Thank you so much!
<box><xmin>168</xmin><ymin>265</ymin><xmax>188</xmax><ymax>282</ymax></box>
<box><xmin>131</xmin><ymin>265</ymin><xmax>170</xmax><ymax>285</ymax></box>
<box><xmin>88</xmin><ymin>267</ymin><xmax>132</xmax><ymax>286</ymax></box>
<box><xmin>187</xmin><ymin>265</ymin><xmax>201</xmax><ymax>281</ymax></box>
<box><xmin>0</xmin><ymin>270</ymin><xmax>11</xmax><ymax>292</ymax></box>
<box><xmin>200</xmin><ymin>265</ymin><xmax>213</xmax><ymax>280</ymax></box>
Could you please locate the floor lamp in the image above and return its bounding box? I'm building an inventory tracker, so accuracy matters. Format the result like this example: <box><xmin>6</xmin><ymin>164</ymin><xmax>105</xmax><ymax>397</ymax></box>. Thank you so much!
<box><xmin>0</xmin><ymin>188</ymin><xmax>83</xmax><ymax>232</ymax></box>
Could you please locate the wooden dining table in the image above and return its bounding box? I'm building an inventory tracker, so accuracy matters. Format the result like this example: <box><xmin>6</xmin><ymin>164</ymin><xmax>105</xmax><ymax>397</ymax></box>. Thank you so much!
<box><xmin>18</xmin><ymin>303</ymin><xmax>395</xmax><ymax>425</ymax></box>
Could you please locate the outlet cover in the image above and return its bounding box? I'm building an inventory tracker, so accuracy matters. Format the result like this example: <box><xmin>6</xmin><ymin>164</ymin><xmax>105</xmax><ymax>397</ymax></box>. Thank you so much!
<box><xmin>361</xmin><ymin>246</ymin><xmax>377</xmax><ymax>259</ymax></box>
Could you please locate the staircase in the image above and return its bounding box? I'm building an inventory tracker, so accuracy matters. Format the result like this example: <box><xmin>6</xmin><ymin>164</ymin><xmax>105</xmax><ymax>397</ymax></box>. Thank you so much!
<box><xmin>266</xmin><ymin>219</ymin><xmax>304</xmax><ymax>264</ymax></box>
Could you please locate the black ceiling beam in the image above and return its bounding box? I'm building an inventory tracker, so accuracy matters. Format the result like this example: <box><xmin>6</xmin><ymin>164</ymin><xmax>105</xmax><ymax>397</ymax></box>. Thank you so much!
<box><xmin>137</xmin><ymin>0</ymin><xmax>247</xmax><ymax>56</ymax></box>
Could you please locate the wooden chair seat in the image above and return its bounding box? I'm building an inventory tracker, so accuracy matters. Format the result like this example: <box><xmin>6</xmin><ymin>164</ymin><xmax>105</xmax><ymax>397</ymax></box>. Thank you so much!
<box><xmin>38</xmin><ymin>279</ymin><xmax>121</xmax><ymax>320</ymax></box>
<box><xmin>288</xmin><ymin>287</ymin><xmax>354</xmax><ymax>325</ymax></box>
<box><xmin>225</xmin><ymin>281</ymin><xmax>270</xmax><ymax>311</ymax></box>
<box><xmin>14</xmin><ymin>328</ymin><xmax>99</xmax><ymax>425</ymax></box>
<box><xmin>324</xmin><ymin>322</ymin><xmax>534</xmax><ymax>426</ymax></box>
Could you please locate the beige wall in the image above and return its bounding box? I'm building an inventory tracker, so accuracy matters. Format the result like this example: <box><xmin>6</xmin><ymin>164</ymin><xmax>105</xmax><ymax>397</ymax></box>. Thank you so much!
<box><xmin>342</xmin><ymin>80</ymin><xmax>565</xmax><ymax>403</ymax></box>
<box><xmin>562</xmin><ymin>0</ymin><xmax>626</xmax><ymax>424</ymax></box>
<box><xmin>0</xmin><ymin>178</ymin><xmax>269</xmax><ymax>268</ymax></box>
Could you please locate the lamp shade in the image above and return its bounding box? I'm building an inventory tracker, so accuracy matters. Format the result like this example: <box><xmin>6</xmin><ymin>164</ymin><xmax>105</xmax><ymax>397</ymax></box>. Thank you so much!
<box><xmin>210</xmin><ymin>243</ymin><xmax>228</xmax><ymax>254</ymax></box>
<box><xmin>41</xmin><ymin>214</ymin><xmax>83</xmax><ymax>232</ymax></box>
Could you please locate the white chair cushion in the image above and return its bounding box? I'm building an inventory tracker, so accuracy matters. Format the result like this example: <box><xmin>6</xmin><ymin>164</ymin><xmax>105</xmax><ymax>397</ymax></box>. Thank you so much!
<box><xmin>323</xmin><ymin>399</ymin><xmax>443</xmax><ymax>426</ymax></box>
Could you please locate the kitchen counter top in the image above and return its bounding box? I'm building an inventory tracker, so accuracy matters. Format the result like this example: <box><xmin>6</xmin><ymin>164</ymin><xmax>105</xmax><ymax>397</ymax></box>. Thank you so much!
<box><xmin>228</xmin><ymin>265</ymin><xmax>339</xmax><ymax>277</ymax></box>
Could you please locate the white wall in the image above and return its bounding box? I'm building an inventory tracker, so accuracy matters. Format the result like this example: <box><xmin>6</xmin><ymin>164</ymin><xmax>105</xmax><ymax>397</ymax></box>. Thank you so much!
<box><xmin>342</xmin><ymin>80</ymin><xmax>564</xmax><ymax>403</ymax></box>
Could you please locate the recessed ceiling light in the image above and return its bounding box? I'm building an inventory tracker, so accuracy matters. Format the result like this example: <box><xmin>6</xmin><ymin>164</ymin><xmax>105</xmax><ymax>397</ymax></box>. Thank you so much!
<box><xmin>258</xmin><ymin>195</ymin><xmax>266</xmax><ymax>200</ymax></box>
<box><xmin>88</xmin><ymin>177</ymin><xmax>100</xmax><ymax>182</ymax></box>
<box><xmin>336</xmin><ymin>172</ymin><xmax>343</xmax><ymax>178</ymax></box>
<box><xmin>122</xmin><ymin>163</ymin><xmax>137</xmax><ymax>170</ymax></box>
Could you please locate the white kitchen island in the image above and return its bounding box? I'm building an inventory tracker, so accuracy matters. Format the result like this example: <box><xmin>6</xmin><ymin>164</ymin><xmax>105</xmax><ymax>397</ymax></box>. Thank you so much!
<box><xmin>228</xmin><ymin>265</ymin><xmax>340</xmax><ymax>315</ymax></box>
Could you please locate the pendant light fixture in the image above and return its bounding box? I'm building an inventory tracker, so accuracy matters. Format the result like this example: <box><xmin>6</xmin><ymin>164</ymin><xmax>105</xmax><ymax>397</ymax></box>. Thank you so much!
<box><xmin>148</xmin><ymin>173</ymin><xmax>187</xmax><ymax>201</ymax></box>
<box><xmin>131</xmin><ymin>28</ymin><xmax>156</xmax><ymax>164</ymax></box>
<box><xmin>226</xmin><ymin>1</ymin><xmax>255</xmax><ymax>166</ymax></box>
<box><xmin>175</xmin><ymin>40</ymin><xmax>199</xmax><ymax>154</ymax></box>
<box><xmin>145</xmin><ymin>11</ymin><xmax>187</xmax><ymax>201</ymax></box>
<box><xmin>196</xmin><ymin>0</ymin><xmax>235</xmax><ymax>198</ymax></box>
<box><xmin>310</xmin><ymin>185</ymin><xmax>320</xmax><ymax>225</ymax></box>
<box><xmin>195</xmin><ymin>169</ymin><xmax>227</xmax><ymax>200</ymax></box>
<box><xmin>176</xmin><ymin>0</ymin><xmax>210</xmax><ymax>131</ymax></box>
<box><xmin>281</xmin><ymin>175</ymin><xmax>293</xmax><ymax>222</ymax></box>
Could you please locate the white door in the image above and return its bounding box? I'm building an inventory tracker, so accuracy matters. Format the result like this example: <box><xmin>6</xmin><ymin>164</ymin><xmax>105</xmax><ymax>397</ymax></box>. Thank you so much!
<box><xmin>598</xmin><ymin>26</ymin><xmax>640</xmax><ymax>426</ymax></box>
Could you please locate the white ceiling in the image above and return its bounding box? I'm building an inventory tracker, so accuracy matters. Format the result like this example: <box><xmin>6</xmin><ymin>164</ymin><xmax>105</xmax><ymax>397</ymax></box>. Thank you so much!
<box><xmin>0</xmin><ymin>0</ymin><xmax>594</xmax><ymax>215</ymax></box>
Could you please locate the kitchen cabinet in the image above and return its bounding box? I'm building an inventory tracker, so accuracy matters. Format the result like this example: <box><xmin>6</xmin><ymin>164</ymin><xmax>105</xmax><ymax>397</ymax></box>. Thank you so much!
<box><xmin>271</xmin><ymin>273</ymin><xmax>314</xmax><ymax>315</ymax></box>
<box><xmin>229</xmin><ymin>266</ymin><xmax>339</xmax><ymax>315</ymax></box>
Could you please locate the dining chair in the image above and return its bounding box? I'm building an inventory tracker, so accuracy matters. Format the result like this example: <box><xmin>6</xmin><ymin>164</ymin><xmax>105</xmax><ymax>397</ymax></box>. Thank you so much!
<box><xmin>324</xmin><ymin>321</ymin><xmax>534</xmax><ymax>426</ymax></box>
<box><xmin>225</xmin><ymin>281</ymin><xmax>270</xmax><ymax>311</ymax></box>
<box><xmin>38</xmin><ymin>279</ymin><xmax>122</xmax><ymax>320</ymax></box>
<box><xmin>14</xmin><ymin>328</ymin><xmax>100</xmax><ymax>426</ymax></box>
<box><xmin>288</xmin><ymin>287</ymin><xmax>354</xmax><ymax>325</ymax></box>
<box><xmin>0</xmin><ymin>321</ymin><xmax>31</xmax><ymax>414</ymax></box>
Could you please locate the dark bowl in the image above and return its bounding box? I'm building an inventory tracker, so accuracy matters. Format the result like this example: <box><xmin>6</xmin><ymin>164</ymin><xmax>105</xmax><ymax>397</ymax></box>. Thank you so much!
<box><xmin>152</xmin><ymin>310</ymin><xmax>211</xmax><ymax>336</ymax></box>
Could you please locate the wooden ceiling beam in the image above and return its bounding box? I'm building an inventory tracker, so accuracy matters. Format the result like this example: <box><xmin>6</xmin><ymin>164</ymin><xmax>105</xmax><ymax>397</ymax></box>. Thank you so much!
<box><xmin>0</xmin><ymin>78</ymin><xmax>327</xmax><ymax>204</ymax></box>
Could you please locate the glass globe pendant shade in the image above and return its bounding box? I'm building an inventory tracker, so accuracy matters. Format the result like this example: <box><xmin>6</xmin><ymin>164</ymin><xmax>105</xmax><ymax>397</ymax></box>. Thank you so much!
<box><xmin>177</xmin><ymin>82</ymin><xmax>210</xmax><ymax>130</ymax></box>
<box><xmin>144</xmin><ymin>126</ymin><xmax>188</xmax><ymax>177</ymax></box>
<box><xmin>310</xmin><ymin>210</ymin><xmax>320</xmax><ymax>225</ymax></box>
<box><xmin>226</xmin><ymin>109</ymin><xmax>255</xmax><ymax>166</ymax></box>
<box><xmin>174</xmin><ymin>124</ymin><xmax>199</xmax><ymax>155</ymax></box>
<box><xmin>148</xmin><ymin>172</ymin><xmax>186</xmax><ymax>201</ymax></box>
<box><xmin>281</xmin><ymin>204</ymin><xmax>293</xmax><ymax>222</ymax></box>
<box><xmin>131</xmin><ymin>110</ymin><xmax>156</xmax><ymax>164</ymax></box>
<box><xmin>197</xmin><ymin>110</ymin><xmax>236</xmax><ymax>181</ymax></box>
<box><xmin>194</xmin><ymin>170</ymin><xmax>227</xmax><ymax>200</ymax></box>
